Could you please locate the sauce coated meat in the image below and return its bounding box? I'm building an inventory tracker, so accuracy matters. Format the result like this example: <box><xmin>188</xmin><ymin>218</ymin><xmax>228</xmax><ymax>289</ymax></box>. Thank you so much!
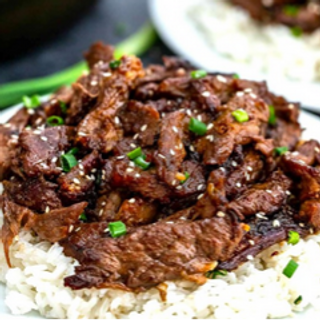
<box><xmin>0</xmin><ymin>42</ymin><xmax>318</xmax><ymax>292</ymax></box>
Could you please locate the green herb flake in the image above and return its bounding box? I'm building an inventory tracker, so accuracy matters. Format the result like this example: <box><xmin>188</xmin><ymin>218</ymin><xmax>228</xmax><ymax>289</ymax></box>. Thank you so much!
<box><xmin>110</xmin><ymin>60</ymin><xmax>121</xmax><ymax>69</ymax></box>
<box><xmin>288</xmin><ymin>230</ymin><xmax>300</xmax><ymax>245</ymax></box>
<box><xmin>294</xmin><ymin>295</ymin><xmax>303</xmax><ymax>305</ymax></box>
<box><xmin>291</xmin><ymin>26</ymin><xmax>303</xmax><ymax>37</ymax></box>
<box><xmin>79</xmin><ymin>213</ymin><xmax>87</xmax><ymax>222</ymax></box>
<box><xmin>275</xmin><ymin>146</ymin><xmax>289</xmax><ymax>156</ymax></box>
<box><xmin>206</xmin><ymin>269</ymin><xmax>228</xmax><ymax>279</ymax></box>
<box><xmin>268</xmin><ymin>105</ymin><xmax>276</xmax><ymax>125</ymax></box>
<box><xmin>190</xmin><ymin>70</ymin><xmax>207</xmax><ymax>79</ymax></box>
<box><xmin>22</xmin><ymin>95</ymin><xmax>41</xmax><ymax>109</ymax></box>
<box><xmin>284</xmin><ymin>5</ymin><xmax>299</xmax><ymax>17</ymax></box>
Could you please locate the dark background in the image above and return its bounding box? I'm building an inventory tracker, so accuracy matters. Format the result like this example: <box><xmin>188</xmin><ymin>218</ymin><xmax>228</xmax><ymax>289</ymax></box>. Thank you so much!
<box><xmin>0</xmin><ymin>0</ymin><xmax>172</xmax><ymax>84</ymax></box>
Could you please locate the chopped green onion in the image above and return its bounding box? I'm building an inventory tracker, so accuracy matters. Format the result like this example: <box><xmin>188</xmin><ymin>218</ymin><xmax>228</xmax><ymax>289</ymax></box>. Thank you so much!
<box><xmin>275</xmin><ymin>146</ymin><xmax>289</xmax><ymax>156</ymax></box>
<box><xmin>291</xmin><ymin>26</ymin><xmax>303</xmax><ymax>37</ymax></box>
<box><xmin>67</xmin><ymin>147</ymin><xmax>79</xmax><ymax>155</ymax></box>
<box><xmin>232</xmin><ymin>109</ymin><xmax>249</xmax><ymax>123</ymax></box>
<box><xmin>283</xmin><ymin>259</ymin><xmax>299</xmax><ymax>278</ymax></box>
<box><xmin>47</xmin><ymin>116</ymin><xmax>64</xmax><ymax>127</ymax></box>
<box><xmin>79</xmin><ymin>213</ymin><xmax>87</xmax><ymax>222</ymax></box>
<box><xmin>284</xmin><ymin>5</ymin><xmax>299</xmax><ymax>17</ymax></box>
<box><xmin>134</xmin><ymin>156</ymin><xmax>151</xmax><ymax>170</ymax></box>
<box><xmin>127</xmin><ymin>147</ymin><xmax>142</xmax><ymax>160</ymax></box>
<box><xmin>268</xmin><ymin>105</ymin><xmax>276</xmax><ymax>125</ymax></box>
<box><xmin>22</xmin><ymin>95</ymin><xmax>41</xmax><ymax>109</ymax></box>
<box><xmin>206</xmin><ymin>269</ymin><xmax>228</xmax><ymax>279</ymax></box>
<box><xmin>233</xmin><ymin>74</ymin><xmax>240</xmax><ymax>79</ymax></box>
<box><xmin>109</xmin><ymin>221</ymin><xmax>127</xmax><ymax>238</ymax></box>
<box><xmin>181</xmin><ymin>172</ymin><xmax>191</xmax><ymax>184</ymax></box>
<box><xmin>109</xmin><ymin>60</ymin><xmax>121</xmax><ymax>69</ymax></box>
<box><xmin>294</xmin><ymin>295</ymin><xmax>303</xmax><ymax>305</ymax></box>
<box><xmin>288</xmin><ymin>230</ymin><xmax>300</xmax><ymax>245</ymax></box>
<box><xmin>189</xmin><ymin>117</ymin><xmax>207</xmax><ymax>136</ymax></box>
<box><xmin>61</xmin><ymin>154</ymin><xmax>78</xmax><ymax>172</ymax></box>
<box><xmin>59</xmin><ymin>101</ymin><xmax>68</xmax><ymax>114</ymax></box>
<box><xmin>190</xmin><ymin>70</ymin><xmax>207</xmax><ymax>79</ymax></box>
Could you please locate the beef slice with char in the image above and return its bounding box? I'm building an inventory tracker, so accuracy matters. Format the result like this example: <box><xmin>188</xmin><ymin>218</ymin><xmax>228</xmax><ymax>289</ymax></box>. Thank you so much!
<box><xmin>63</xmin><ymin>215</ymin><xmax>243</xmax><ymax>291</ymax></box>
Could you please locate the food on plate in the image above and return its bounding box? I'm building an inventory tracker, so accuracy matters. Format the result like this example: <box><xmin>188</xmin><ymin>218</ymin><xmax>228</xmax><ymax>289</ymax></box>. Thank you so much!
<box><xmin>1</xmin><ymin>43</ymin><xmax>320</xmax><ymax>318</ymax></box>
<box><xmin>189</xmin><ymin>0</ymin><xmax>320</xmax><ymax>81</ymax></box>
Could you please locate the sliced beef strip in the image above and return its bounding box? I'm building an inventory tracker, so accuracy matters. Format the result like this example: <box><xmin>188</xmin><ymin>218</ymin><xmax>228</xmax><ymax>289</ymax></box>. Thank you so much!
<box><xmin>114</xmin><ymin>197</ymin><xmax>158</xmax><ymax>227</ymax></box>
<box><xmin>63</xmin><ymin>215</ymin><xmax>243</xmax><ymax>291</ymax></box>
<box><xmin>298</xmin><ymin>199</ymin><xmax>320</xmax><ymax>230</ymax></box>
<box><xmin>58</xmin><ymin>151</ymin><xmax>100</xmax><ymax>206</ymax></box>
<box><xmin>3</xmin><ymin>177</ymin><xmax>61</xmax><ymax>213</ymax></box>
<box><xmin>0</xmin><ymin>196</ymin><xmax>87</xmax><ymax>266</ymax></box>
<box><xmin>156</xmin><ymin>111</ymin><xmax>187</xmax><ymax>187</ymax></box>
<box><xmin>228</xmin><ymin>170</ymin><xmax>292</xmax><ymax>219</ymax></box>
<box><xmin>219</xmin><ymin>207</ymin><xmax>308</xmax><ymax>271</ymax></box>
<box><xmin>294</xmin><ymin>139</ymin><xmax>320</xmax><ymax>166</ymax></box>
<box><xmin>12</xmin><ymin>126</ymin><xmax>73</xmax><ymax>178</ymax></box>
<box><xmin>94</xmin><ymin>191</ymin><xmax>123</xmax><ymax>221</ymax></box>
<box><xmin>119</xmin><ymin>100</ymin><xmax>160</xmax><ymax>147</ymax></box>
<box><xmin>84</xmin><ymin>42</ymin><xmax>115</xmax><ymax>69</ymax></box>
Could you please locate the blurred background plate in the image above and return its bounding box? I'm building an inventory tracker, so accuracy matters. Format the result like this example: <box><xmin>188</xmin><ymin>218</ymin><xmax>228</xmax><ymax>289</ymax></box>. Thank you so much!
<box><xmin>149</xmin><ymin>0</ymin><xmax>320</xmax><ymax>113</ymax></box>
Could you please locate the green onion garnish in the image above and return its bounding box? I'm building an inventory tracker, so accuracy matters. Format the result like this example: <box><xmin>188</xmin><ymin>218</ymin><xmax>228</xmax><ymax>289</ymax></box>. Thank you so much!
<box><xmin>47</xmin><ymin>116</ymin><xmax>64</xmax><ymax>127</ymax></box>
<box><xmin>275</xmin><ymin>146</ymin><xmax>289</xmax><ymax>156</ymax></box>
<box><xmin>127</xmin><ymin>147</ymin><xmax>143</xmax><ymax>160</ymax></box>
<box><xmin>284</xmin><ymin>5</ymin><xmax>299</xmax><ymax>17</ymax></box>
<box><xmin>61</xmin><ymin>154</ymin><xmax>78</xmax><ymax>172</ymax></box>
<box><xmin>60</xmin><ymin>101</ymin><xmax>68</xmax><ymax>114</ymax></box>
<box><xmin>189</xmin><ymin>117</ymin><xmax>207</xmax><ymax>136</ymax></box>
<box><xmin>134</xmin><ymin>156</ymin><xmax>151</xmax><ymax>170</ymax></box>
<box><xmin>233</xmin><ymin>74</ymin><xmax>240</xmax><ymax>79</ymax></box>
<box><xmin>288</xmin><ymin>231</ymin><xmax>300</xmax><ymax>245</ymax></box>
<box><xmin>232</xmin><ymin>109</ymin><xmax>249</xmax><ymax>123</ymax></box>
<box><xmin>67</xmin><ymin>147</ymin><xmax>79</xmax><ymax>155</ymax></box>
<box><xmin>109</xmin><ymin>60</ymin><xmax>121</xmax><ymax>69</ymax></box>
<box><xmin>190</xmin><ymin>70</ymin><xmax>207</xmax><ymax>79</ymax></box>
<box><xmin>206</xmin><ymin>269</ymin><xmax>228</xmax><ymax>279</ymax></box>
<box><xmin>268</xmin><ymin>105</ymin><xmax>276</xmax><ymax>125</ymax></box>
<box><xmin>294</xmin><ymin>295</ymin><xmax>302</xmax><ymax>305</ymax></box>
<box><xmin>291</xmin><ymin>26</ymin><xmax>303</xmax><ymax>37</ymax></box>
<box><xmin>22</xmin><ymin>95</ymin><xmax>41</xmax><ymax>109</ymax></box>
<box><xmin>108</xmin><ymin>221</ymin><xmax>127</xmax><ymax>238</ymax></box>
<box><xmin>79</xmin><ymin>213</ymin><xmax>87</xmax><ymax>222</ymax></box>
<box><xmin>181</xmin><ymin>172</ymin><xmax>190</xmax><ymax>184</ymax></box>
<box><xmin>283</xmin><ymin>259</ymin><xmax>299</xmax><ymax>278</ymax></box>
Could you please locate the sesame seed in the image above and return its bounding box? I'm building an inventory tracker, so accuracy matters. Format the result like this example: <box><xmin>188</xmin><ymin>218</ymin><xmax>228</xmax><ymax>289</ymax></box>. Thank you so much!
<box><xmin>85</xmin><ymin>175</ymin><xmax>91</xmax><ymax>180</ymax></box>
<box><xmin>166</xmin><ymin>221</ymin><xmax>174</xmax><ymax>224</ymax></box>
<box><xmin>310</xmin><ymin>228</ymin><xmax>314</xmax><ymax>234</ymax></box>
<box><xmin>101</xmin><ymin>201</ymin><xmax>106</xmax><ymax>206</ymax></box>
<box><xmin>50</xmin><ymin>99</ymin><xmax>57</xmax><ymax>105</ymax></box>
<box><xmin>217</xmin><ymin>75</ymin><xmax>227</xmax><ymax>83</ymax></box>
<box><xmin>99</xmin><ymin>209</ymin><xmax>103</xmax><ymax>216</ymax></box>
<box><xmin>133</xmin><ymin>133</ymin><xmax>139</xmax><ymax>140</ymax></box>
<box><xmin>102</xmin><ymin>72</ymin><xmax>112</xmax><ymax>78</ymax></box>
<box><xmin>197</xmin><ymin>115</ymin><xmax>202</xmax><ymax>121</ymax></box>
<box><xmin>75</xmin><ymin>227</ymin><xmax>81</xmax><ymax>232</ymax></box>
<box><xmin>236</xmin><ymin>182</ymin><xmax>242</xmax><ymax>188</ymax></box>
<box><xmin>299</xmin><ymin>223</ymin><xmax>305</xmax><ymax>227</ymax></box>
<box><xmin>79</xmin><ymin>171</ymin><xmax>85</xmax><ymax>176</ymax></box>
<box><xmin>135</xmin><ymin>173</ymin><xmax>141</xmax><ymax>178</ymax></box>
<box><xmin>141</xmin><ymin>124</ymin><xmax>147</xmax><ymax>132</ymax></box>
<box><xmin>180</xmin><ymin>216</ymin><xmax>187</xmax><ymax>220</ymax></box>
<box><xmin>247</xmin><ymin>166</ymin><xmax>253</xmax><ymax>172</ymax></box>
<box><xmin>126</xmin><ymin>168</ymin><xmax>134</xmax><ymax>173</ymax></box>
<box><xmin>315</xmin><ymin>147</ymin><xmax>320</xmax><ymax>153</ymax></box>
<box><xmin>298</xmin><ymin>159</ymin><xmax>306</xmax><ymax>165</ymax></box>
<box><xmin>248</xmin><ymin>240</ymin><xmax>255</xmax><ymax>246</ymax></box>
<box><xmin>236</xmin><ymin>91</ymin><xmax>245</xmax><ymax>97</ymax></box>
<box><xmin>206</xmin><ymin>135</ymin><xmax>214</xmax><ymax>142</ymax></box>
<box><xmin>40</xmin><ymin>136</ymin><xmax>48</xmax><ymax>142</ymax></box>
<box><xmin>51</xmin><ymin>157</ymin><xmax>58</xmax><ymax>163</ymax></box>
<box><xmin>158</xmin><ymin>154</ymin><xmax>166</xmax><ymax>159</ymax></box>
<box><xmin>128</xmin><ymin>198</ymin><xmax>136</xmax><ymax>204</ymax></box>
<box><xmin>250</xmin><ymin>93</ymin><xmax>257</xmax><ymax>99</ymax></box>
<box><xmin>91</xmin><ymin>168</ymin><xmax>97</xmax><ymax>173</ymax></box>
<box><xmin>10</xmin><ymin>134</ymin><xmax>19</xmax><ymax>140</ymax></box>
<box><xmin>247</xmin><ymin>255</ymin><xmax>254</xmax><ymax>261</ymax></box>
<box><xmin>4</xmin><ymin>123</ymin><xmax>11</xmax><ymax>128</ymax></box>
<box><xmin>202</xmin><ymin>91</ymin><xmax>210</xmax><ymax>97</ymax></box>
<box><xmin>114</xmin><ymin>117</ymin><xmax>120</xmax><ymax>125</ymax></box>
<box><xmin>27</xmin><ymin>109</ymin><xmax>35</xmax><ymax>115</ymax></box>
<box><xmin>129</xmin><ymin>161</ymin><xmax>135</xmax><ymax>167</ymax></box>
<box><xmin>292</xmin><ymin>151</ymin><xmax>299</xmax><ymax>156</ymax></box>
<box><xmin>197</xmin><ymin>193</ymin><xmax>204</xmax><ymax>200</ymax></box>
<box><xmin>79</xmin><ymin>164</ymin><xmax>84</xmax><ymax>170</ymax></box>
<box><xmin>186</xmin><ymin>109</ymin><xmax>192</xmax><ymax>117</ymax></box>
<box><xmin>170</xmin><ymin>149</ymin><xmax>176</xmax><ymax>156</ymax></box>
<box><xmin>256</xmin><ymin>213</ymin><xmax>268</xmax><ymax>220</ymax></box>
<box><xmin>197</xmin><ymin>184</ymin><xmax>204</xmax><ymax>191</ymax></box>
<box><xmin>189</xmin><ymin>145</ymin><xmax>195</xmax><ymax>152</ymax></box>
<box><xmin>288</xmin><ymin>104</ymin><xmax>295</xmax><ymax>109</ymax></box>
<box><xmin>172</xmin><ymin>180</ymin><xmax>177</xmax><ymax>186</ymax></box>
<box><xmin>69</xmin><ymin>225</ymin><xmax>74</xmax><ymax>233</ymax></box>
<box><xmin>217</xmin><ymin>211</ymin><xmax>225</xmax><ymax>218</ymax></box>
<box><xmin>244</xmin><ymin>88</ymin><xmax>252</xmax><ymax>93</ymax></box>
<box><xmin>207</xmin><ymin>123</ymin><xmax>214</xmax><ymax>130</ymax></box>
<box><xmin>104</xmin><ymin>228</ymin><xmax>110</xmax><ymax>233</ymax></box>
<box><xmin>90</xmin><ymin>80</ymin><xmax>98</xmax><ymax>86</ymax></box>
<box><xmin>172</xmin><ymin>126</ymin><xmax>178</xmax><ymax>133</ymax></box>
<box><xmin>285</xmin><ymin>190</ymin><xmax>291</xmax><ymax>195</ymax></box>
<box><xmin>116</xmin><ymin>155</ymin><xmax>125</xmax><ymax>160</ymax></box>
<box><xmin>176</xmin><ymin>185</ymin><xmax>182</xmax><ymax>190</ymax></box>
<box><xmin>33</xmin><ymin>129</ymin><xmax>41</xmax><ymax>135</ymax></box>
<box><xmin>130</xmin><ymin>143</ymin><xmax>137</xmax><ymax>148</ymax></box>
<box><xmin>266</xmin><ymin>190</ymin><xmax>272</xmax><ymax>194</ymax></box>
<box><xmin>219</xmin><ymin>167</ymin><xmax>226</xmax><ymax>172</ymax></box>
<box><xmin>273</xmin><ymin>220</ymin><xmax>280</xmax><ymax>227</ymax></box>
<box><xmin>45</xmin><ymin>206</ymin><xmax>50</xmax><ymax>213</ymax></box>
<box><xmin>78</xmin><ymin>132</ymin><xmax>87</xmax><ymax>136</ymax></box>
<box><xmin>231</xmin><ymin>161</ymin><xmax>238</xmax><ymax>167</ymax></box>
<box><xmin>73</xmin><ymin>178</ymin><xmax>81</xmax><ymax>185</ymax></box>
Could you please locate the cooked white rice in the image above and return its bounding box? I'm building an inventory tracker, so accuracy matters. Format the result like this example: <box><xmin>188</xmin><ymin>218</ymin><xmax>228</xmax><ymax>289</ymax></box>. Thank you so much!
<box><xmin>189</xmin><ymin>0</ymin><xmax>320</xmax><ymax>82</ymax></box>
<box><xmin>1</xmin><ymin>205</ymin><xmax>320</xmax><ymax>319</ymax></box>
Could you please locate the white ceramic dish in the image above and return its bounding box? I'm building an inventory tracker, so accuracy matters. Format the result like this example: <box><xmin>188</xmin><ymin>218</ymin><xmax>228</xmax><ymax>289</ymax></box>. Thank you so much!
<box><xmin>0</xmin><ymin>105</ymin><xmax>320</xmax><ymax>318</ymax></box>
<box><xmin>149</xmin><ymin>0</ymin><xmax>320</xmax><ymax>113</ymax></box>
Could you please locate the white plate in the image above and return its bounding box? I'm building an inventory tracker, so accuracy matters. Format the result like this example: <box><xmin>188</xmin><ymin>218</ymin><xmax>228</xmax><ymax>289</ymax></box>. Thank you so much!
<box><xmin>1</xmin><ymin>105</ymin><xmax>320</xmax><ymax>319</ymax></box>
<box><xmin>149</xmin><ymin>0</ymin><xmax>320</xmax><ymax>112</ymax></box>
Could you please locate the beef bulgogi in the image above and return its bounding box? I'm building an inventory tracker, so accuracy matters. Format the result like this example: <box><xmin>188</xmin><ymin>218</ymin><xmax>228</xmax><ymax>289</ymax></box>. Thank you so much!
<box><xmin>230</xmin><ymin>0</ymin><xmax>320</xmax><ymax>33</ymax></box>
<box><xmin>1</xmin><ymin>42</ymin><xmax>319</xmax><ymax>293</ymax></box>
